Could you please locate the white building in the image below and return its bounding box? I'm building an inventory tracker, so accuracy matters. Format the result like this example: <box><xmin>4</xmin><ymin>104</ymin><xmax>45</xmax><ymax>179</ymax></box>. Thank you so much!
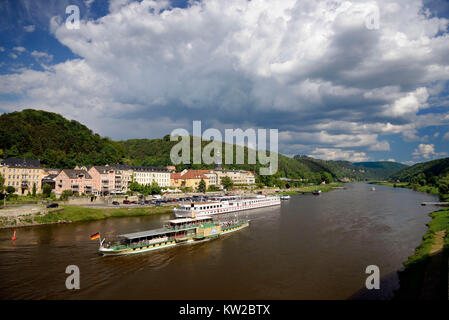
<box><xmin>132</xmin><ymin>166</ymin><xmax>171</xmax><ymax>187</ymax></box>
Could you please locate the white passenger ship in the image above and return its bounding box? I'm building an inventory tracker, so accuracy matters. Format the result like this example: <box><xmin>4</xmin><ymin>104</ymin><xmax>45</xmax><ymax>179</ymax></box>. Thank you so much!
<box><xmin>173</xmin><ymin>195</ymin><xmax>281</xmax><ymax>218</ymax></box>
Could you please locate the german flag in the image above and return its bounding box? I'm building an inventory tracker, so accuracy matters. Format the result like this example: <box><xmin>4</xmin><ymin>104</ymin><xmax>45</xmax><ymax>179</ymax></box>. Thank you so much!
<box><xmin>90</xmin><ymin>232</ymin><xmax>100</xmax><ymax>240</ymax></box>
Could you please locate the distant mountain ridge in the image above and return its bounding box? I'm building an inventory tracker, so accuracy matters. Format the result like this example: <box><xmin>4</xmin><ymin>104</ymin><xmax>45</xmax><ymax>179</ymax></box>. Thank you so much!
<box><xmin>293</xmin><ymin>156</ymin><xmax>408</xmax><ymax>180</ymax></box>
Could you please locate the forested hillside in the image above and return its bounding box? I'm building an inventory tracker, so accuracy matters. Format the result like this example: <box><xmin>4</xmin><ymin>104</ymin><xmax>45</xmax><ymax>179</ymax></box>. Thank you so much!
<box><xmin>293</xmin><ymin>156</ymin><xmax>407</xmax><ymax>180</ymax></box>
<box><xmin>0</xmin><ymin>109</ymin><xmax>126</xmax><ymax>168</ymax></box>
<box><xmin>0</xmin><ymin>109</ymin><xmax>408</xmax><ymax>185</ymax></box>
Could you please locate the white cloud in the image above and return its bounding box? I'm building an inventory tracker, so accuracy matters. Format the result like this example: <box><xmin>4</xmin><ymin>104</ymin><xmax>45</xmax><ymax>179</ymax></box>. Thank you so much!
<box><xmin>85</xmin><ymin>0</ymin><xmax>95</xmax><ymax>8</ymax></box>
<box><xmin>24</xmin><ymin>25</ymin><xmax>36</xmax><ymax>32</ymax></box>
<box><xmin>443</xmin><ymin>132</ymin><xmax>449</xmax><ymax>141</ymax></box>
<box><xmin>412</xmin><ymin>143</ymin><xmax>447</xmax><ymax>159</ymax></box>
<box><xmin>31</xmin><ymin>50</ymin><xmax>54</xmax><ymax>62</ymax></box>
<box><xmin>308</xmin><ymin>148</ymin><xmax>369</xmax><ymax>162</ymax></box>
<box><xmin>8</xmin><ymin>53</ymin><xmax>18</xmax><ymax>59</ymax></box>
<box><xmin>0</xmin><ymin>0</ymin><xmax>448</xmax><ymax>157</ymax></box>
<box><xmin>384</xmin><ymin>87</ymin><xmax>429</xmax><ymax>118</ymax></box>
<box><xmin>0</xmin><ymin>47</ymin><xmax>5</xmax><ymax>52</ymax></box>
<box><xmin>13</xmin><ymin>46</ymin><xmax>26</xmax><ymax>53</ymax></box>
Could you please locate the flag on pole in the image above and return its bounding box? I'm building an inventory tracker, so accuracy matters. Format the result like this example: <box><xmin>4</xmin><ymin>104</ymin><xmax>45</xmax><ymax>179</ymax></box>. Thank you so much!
<box><xmin>90</xmin><ymin>232</ymin><xmax>100</xmax><ymax>240</ymax></box>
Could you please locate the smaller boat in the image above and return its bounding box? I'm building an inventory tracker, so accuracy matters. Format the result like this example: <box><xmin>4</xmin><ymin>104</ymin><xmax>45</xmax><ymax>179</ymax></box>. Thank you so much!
<box><xmin>371</xmin><ymin>187</ymin><xmax>376</xmax><ymax>191</ymax></box>
<box><xmin>280</xmin><ymin>195</ymin><xmax>291</xmax><ymax>200</ymax></box>
<box><xmin>312</xmin><ymin>190</ymin><xmax>322</xmax><ymax>195</ymax></box>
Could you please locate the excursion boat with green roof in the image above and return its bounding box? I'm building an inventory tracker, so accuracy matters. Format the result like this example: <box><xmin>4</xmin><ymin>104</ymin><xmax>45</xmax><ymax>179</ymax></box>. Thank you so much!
<box><xmin>98</xmin><ymin>215</ymin><xmax>249</xmax><ymax>256</ymax></box>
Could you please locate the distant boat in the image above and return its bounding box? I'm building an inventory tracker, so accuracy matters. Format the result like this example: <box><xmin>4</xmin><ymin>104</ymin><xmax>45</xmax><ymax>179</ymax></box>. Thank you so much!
<box><xmin>371</xmin><ymin>187</ymin><xmax>376</xmax><ymax>191</ymax></box>
<box><xmin>280</xmin><ymin>195</ymin><xmax>291</xmax><ymax>200</ymax></box>
<box><xmin>312</xmin><ymin>190</ymin><xmax>322</xmax><ymax>195</ymax></box>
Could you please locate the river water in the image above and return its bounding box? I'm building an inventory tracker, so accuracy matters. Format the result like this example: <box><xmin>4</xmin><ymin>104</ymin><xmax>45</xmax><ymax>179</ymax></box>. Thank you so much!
<box><xmin>0</xmin><ymin>183</ymin><xmax>439</xmax><ymax>299</ymax></box>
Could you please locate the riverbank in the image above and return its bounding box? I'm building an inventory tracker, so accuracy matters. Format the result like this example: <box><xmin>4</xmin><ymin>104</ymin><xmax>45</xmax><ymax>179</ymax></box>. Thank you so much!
<box><xmin>0</xmin><ymin>205</ymin><xmax>174</xmax><ymax>229</ymax></box>
<box><xmin>394</xmin><ymin>207</ymin><xmax>449</xmax><ymax>299</ymax></box>
<box><xmin>273</xmin><ymin>182</ymin><xmax>344</xmax><ymax>195</ymax></box>
<box><xmin>370</xmin><ymin>181</ymin><xmax>439</xmax><ymax>195</ymax></box>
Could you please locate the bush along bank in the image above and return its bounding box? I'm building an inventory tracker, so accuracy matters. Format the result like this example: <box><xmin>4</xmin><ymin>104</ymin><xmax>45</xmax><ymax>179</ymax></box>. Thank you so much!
<box><xmin>394</xmin><ymin>208</ymin><xmax>449</xmax><ymax>300</ymax></box>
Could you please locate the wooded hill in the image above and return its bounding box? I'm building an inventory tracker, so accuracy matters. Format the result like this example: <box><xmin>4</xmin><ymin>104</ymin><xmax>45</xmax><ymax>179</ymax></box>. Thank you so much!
<box><xmin>1</xmin><ymin>109</ymin><xmax>408</xmax><ymax>182</ymax></box>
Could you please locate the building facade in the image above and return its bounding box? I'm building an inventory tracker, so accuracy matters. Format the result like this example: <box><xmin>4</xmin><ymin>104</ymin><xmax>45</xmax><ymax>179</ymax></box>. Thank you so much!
<box><xmin>170</xmin><ymin>170</ymin><xmax>210</xmax><ymax>190</ymax></box>
<box><xmin>55</xmin><ymin>169</ymin><xmax>93</xmax><ymax>195</ymax></box>
<box><xmin>215</xmin><ymin>169</ymin><xmax>255</xmax><ymax>185</ymax></box>
<box><xmin>132</xmin><ymin>166</ymin><xmax>171</xmax><ymax>187</ymax></box>
<box><xmin>0</xmin><ymin>158</ymin><xmax>45</xmax><ymax>195</ymax></box>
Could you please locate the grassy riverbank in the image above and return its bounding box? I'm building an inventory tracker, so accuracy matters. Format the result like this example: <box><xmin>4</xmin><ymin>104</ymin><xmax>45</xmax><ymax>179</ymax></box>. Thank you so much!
<box><xmin>395</xmin><ymin>208</ymin><xmax>449</xmax><ymax>299</ymax></box>
<box><xmin>274</xmin><ymin>182</ymin><xmax>344</xmax><ymax>195</ymax></box>
<box><xmin>370</xmin><ymin>181</ymin><xmax>440</xmax><ymax>195</ymax></box>
<box><xmin>0</xmin><ymin>205</ymin><xmax>174</xmax><ymax>228</ymax></box>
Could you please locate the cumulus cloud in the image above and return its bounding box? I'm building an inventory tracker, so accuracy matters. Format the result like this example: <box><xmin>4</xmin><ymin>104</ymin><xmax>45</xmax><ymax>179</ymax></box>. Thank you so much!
<box><xmin>13</xmin><ymin>46</ymin><xmax>26</xmax><ymax>53</ymax></box>
<box><xmin>23</xmin><ymin>25</ymin><xmax>36</xmax><ymax>32</ymax></box>
<box><xmin>412</xmin><ymin>143</ymin><xmax>447</xmax><ymax>159</ymax></box>
<box><xmin>308</xmin><ymin>148</ymin><xmax>369</xmax><ymax>162</ymax></box>
<box><xmin>0</xmin><ymin>0</ymin><xmax>448</xmax><ymax>160</ymax></box>
<box><xmin>31</xmin><ymin>50</ymin><xmax>54</xmax><ymax>63</ymax></box>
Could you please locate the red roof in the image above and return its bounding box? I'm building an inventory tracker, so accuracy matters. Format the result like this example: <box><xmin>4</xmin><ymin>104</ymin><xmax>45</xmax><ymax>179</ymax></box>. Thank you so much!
<box><xmin>171</xmin><ymin>170</ymin><xmax>209</xmax><ymax>180</ymax></box>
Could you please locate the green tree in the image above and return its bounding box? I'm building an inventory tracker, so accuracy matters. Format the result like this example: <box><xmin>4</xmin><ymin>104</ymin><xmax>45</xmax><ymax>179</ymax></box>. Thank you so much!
<box><xmin>42</xmin><ymin>184</ymin><xmax>52</xmax><ymax>198</ymax></box>
<box><xmin>416</xmin><ymin>173</ymin><xmax>426</xmax><ymax>186</ymax></box>
<box><xmin>129</xmin><ymin>181</ymin><xmax>142</xmax><ymax>193</ymax></box>
<box><xmin>321</xmin><ymin>172</ymin><xmax>333</xmax><ymax>184</ymax></box>
<box><xmin>0</xmin><ymin>173</ymin><xmax>5</xmax><ymax>206</ymax></box>
<box><xmin>150</xmin><ymin>181</ymin><xmax>161</xmax><ymax>195</ymax></box>
<box><xmin>221</xmin><ymin>176</ymin><xmax>234</xmax><ymax>190</ymax></box>
<box><xmin>207</xmin><ymin>184</ymin><xmax>220</xmax><ymax>192</ymax></box>
<box><xmin>0</xmin><ymin>173</ymin><xmax>4</xmax><ymax>194</ymax></box>
<box><xmin>60</xmin><ymin>190</ymin><xmax>73</xmax><ymax>201</ymax></box>
<box><xmin>32</xmin><ymin>183</ymin><xmax>37</xmax><ymax>197</ymax></box>
<box><xmin>6</xmin><ymin>186</ymin><xmax>15</xmax><ymax>194</ymax></box>
<box><xmin>438</xmin><ymin>175</ymin><xmax>449</xmax><ymax>201</ymax></box>
<box><xmin>197</xmin><ymin>179</ymin><xmax>206</xmax><ymax>193</ymax></box>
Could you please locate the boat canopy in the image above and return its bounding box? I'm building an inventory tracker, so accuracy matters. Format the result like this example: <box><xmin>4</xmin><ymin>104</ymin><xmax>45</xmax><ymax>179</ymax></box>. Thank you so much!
<box><xmin>119</xmin><ymin>228</ymin><xmax>172</xmax><ymax>240</ymax></box>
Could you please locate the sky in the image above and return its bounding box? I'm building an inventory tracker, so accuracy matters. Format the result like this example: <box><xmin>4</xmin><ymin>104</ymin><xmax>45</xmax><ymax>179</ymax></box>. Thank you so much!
<box><xmin>0</xmin><ymin>0</ymin><xmax>448</xmax><ymax>164</ymax></box>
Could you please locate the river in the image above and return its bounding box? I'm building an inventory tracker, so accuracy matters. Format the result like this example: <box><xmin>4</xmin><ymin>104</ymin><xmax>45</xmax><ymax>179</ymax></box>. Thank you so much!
<box><xmin>0</xmin><ymin>182</ymin><xmax>439</xmax><ymax>299</ymax></box>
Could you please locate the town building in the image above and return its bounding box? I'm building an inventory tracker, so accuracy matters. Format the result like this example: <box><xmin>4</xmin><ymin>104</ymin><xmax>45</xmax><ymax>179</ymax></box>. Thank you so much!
<box><xmin>171</xmin><ymin>170</ymin><xmax>210</xmax><ymax>190</ymax></box>
<box><xmin>215</xmin><ymin>169</ymin><xmax>255</xmax><ymax>185</ymax></box>
<box><xmin>132</xmin><ymin>166</ymin><xmax>171</xmax><ymax>187</ymax></box>
<box><xmin>0</xmin><ymin>158</ymin><xmax>45</xmax><ymax>195</ymax></box>
<box><xmin>88</xmin><ymin>166</ymin><xmax>131</xmax><ymax>195</ymax></box>
<box><xmin>55</xmin><ymin>169</ymin><xmax>93</xmax><ymax>195</ymax></box>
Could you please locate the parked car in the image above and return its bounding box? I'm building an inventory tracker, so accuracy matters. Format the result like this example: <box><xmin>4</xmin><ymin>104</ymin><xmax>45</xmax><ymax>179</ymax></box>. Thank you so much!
<box><xmin>138</xmin><ymin>200</ymin><xmax>145</xmax><ymax>205</ymax></box>
<box><xmin>131</xmin><ymin>201</ymin><xmax>138</xmax><ymax>204</ymax></box>
<box><xmin>112</xmin><ymin>201</ymin><xmax>120</xmax><ymax>205</ymax></box>
<box><xmin>123</xmin><ymin>200</ymin><xmax>130</xmax><ymax>204</ymax></box>
<box><xmin>46</xmin><ymin>203</ymin><xmax>58</xmax><ymax>208</ymax></box>
<box><xmin>155</xmin><ymin>201</ymin><xmax>162</xmax><ymax>206</ymax></box>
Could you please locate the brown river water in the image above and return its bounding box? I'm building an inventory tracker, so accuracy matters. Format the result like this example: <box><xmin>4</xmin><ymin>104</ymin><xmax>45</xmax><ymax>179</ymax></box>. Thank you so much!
<box><xmin>0</xmin><ymin>183</ymin><xmax>439</xmax><ymax>299</ymax></box>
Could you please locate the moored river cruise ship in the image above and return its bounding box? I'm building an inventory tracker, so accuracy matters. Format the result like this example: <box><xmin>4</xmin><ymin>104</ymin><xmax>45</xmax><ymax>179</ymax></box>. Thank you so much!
<box><xmin>173</xmin><ymin>195</ymin><xmax>281</xmax><ymax>218</ymax></box>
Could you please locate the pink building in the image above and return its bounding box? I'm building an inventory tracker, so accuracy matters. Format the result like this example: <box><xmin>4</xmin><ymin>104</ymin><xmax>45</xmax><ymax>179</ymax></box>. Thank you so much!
<box><xmin>55</xmin><ymin>169</ymin><xmax>93</xmax><ymax>195</ymax></box>
<box><xmin>88</xmin><ymin>166</ymin><xmax>126</xmax><ymax>195</ymax></box>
